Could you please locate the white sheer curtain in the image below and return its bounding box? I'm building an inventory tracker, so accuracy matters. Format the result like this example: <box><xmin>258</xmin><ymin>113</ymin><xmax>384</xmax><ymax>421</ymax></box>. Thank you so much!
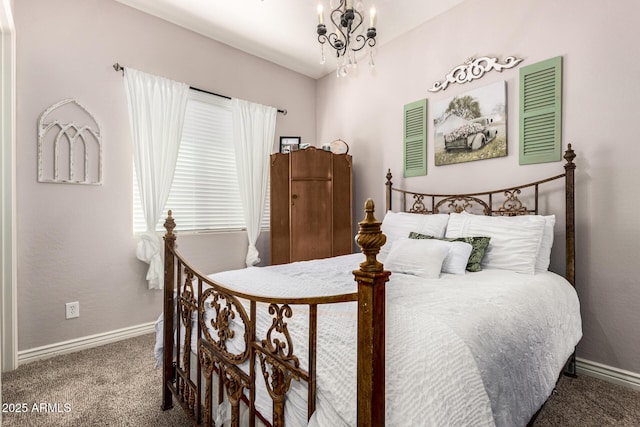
<box><xmin>231</xmin><ymin>99</ymin><xmax>277</xmax><ymax>267</ymax></box>
<box><xmin>124</xmin><ymin>68</ymin><xmax>189</xmax><ymax>289</ymax></box>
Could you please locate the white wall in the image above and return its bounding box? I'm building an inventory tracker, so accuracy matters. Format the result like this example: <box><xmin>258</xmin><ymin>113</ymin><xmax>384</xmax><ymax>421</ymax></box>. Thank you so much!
<box><xmin>317</xmin><ymin>0</ymin><xmax>640</xmax><ymax>374</ymax></box>
<box><xmin>14</xmin><ymin>0</ymin><xmax>315</xmax><ymax>350</ymax></box>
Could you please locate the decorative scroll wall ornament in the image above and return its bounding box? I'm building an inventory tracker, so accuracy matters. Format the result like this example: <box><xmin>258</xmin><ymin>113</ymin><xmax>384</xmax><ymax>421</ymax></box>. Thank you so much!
<box><xmin>37</xmin><ymin>98</ymin><xmax>102</xmax><ymax>184</ymax></box>
<box><xmin>428</xmin><ymin>56</ymin><xmax>524</xmax><ymax>93</ymax></box>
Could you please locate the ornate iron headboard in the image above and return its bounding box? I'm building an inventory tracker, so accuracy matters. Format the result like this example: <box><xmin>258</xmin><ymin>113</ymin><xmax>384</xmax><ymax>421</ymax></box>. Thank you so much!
<box><xmin>385</xmin><ymin>144</ymin><xmax>576</xmax><ymax>287</ymax></box>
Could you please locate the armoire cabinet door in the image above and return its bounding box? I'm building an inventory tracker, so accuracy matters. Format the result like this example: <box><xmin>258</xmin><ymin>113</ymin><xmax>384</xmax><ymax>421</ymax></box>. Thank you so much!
<box><xmin>332</xmin><ymin>154</ymin><xmax>352</xmax><ymax>256</ymax></box>
<box><xmin>270</xmin><ymin>153</ymin><xmax>290</xmax><ymax>265</ymax></box>
<box><xmin>290</xmin><ymin>180</ymin><xmax>332</xmax><ymax>262</ymax></box>
<box><xmin>290</xmin><ymin>149</ymin><xmax>332</xmax><ymax>261</ymax></box>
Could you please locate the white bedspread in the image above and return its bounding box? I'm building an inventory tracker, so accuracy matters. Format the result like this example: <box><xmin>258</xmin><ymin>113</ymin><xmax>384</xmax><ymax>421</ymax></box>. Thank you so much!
<box><xmin>156</xmin><ymin>253</ymin><xmax>582</xmax><ymax>427</ymax></box>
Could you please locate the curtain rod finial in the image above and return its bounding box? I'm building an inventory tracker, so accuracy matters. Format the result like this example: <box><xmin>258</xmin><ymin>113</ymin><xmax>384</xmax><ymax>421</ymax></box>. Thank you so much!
<box><xmin>113</xmin><ymin>63</ymin><xmax>124</xmax><ymax>75</ymax></box>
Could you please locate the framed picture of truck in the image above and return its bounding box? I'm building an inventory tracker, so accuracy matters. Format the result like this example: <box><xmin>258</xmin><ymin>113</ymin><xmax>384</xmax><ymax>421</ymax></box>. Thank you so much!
<box><xmin>433</xmin><ymin>80</ymin><xmax>507</xmax><ymax>166</ymax></box>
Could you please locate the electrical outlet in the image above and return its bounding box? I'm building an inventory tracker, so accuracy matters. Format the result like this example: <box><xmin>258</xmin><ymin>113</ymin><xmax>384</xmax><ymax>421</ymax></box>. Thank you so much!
<box><xmin>65</xmin><ymin>301</ymin><xmax>79</xmax><ymax>319</ymax></box>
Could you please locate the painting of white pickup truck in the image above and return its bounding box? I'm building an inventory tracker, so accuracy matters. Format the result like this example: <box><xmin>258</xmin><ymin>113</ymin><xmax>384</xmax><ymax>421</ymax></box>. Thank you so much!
<box><xmin>434</xmin><ymin>81</ymin><xmax>507</xmax><ymax>166</ymax></box>
<box><xmin>443</xmin><ymin>116</ymin><xmax>499</xmax><ymax>151</ymax></box>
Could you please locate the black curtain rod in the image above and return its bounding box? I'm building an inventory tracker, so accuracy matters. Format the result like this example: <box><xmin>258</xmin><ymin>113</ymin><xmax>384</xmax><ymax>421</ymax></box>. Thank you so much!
<box><xmin>112</xmin><ymin>63</ymin><xmax>287</xmax><ymax>115</ymax></box>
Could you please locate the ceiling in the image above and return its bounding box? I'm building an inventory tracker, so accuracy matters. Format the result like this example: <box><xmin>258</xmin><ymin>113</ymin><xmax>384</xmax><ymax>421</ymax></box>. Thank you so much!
<box><xmin>114</xmin><ymin>0</ymin><xmax>465</xmax><ymax>79</ymax></box>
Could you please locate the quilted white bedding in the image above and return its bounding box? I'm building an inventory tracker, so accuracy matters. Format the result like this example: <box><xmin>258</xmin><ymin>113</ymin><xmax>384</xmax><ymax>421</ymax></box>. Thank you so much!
<box><xmin>156</xmin><ymin>253</ymin><xmax>582</xmax><ymax>427</ymax></box>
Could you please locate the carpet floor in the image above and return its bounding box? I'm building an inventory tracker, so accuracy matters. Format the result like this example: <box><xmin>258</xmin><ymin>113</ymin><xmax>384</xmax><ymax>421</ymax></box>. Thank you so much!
<box><xmin>2</xmin><ymin>333</ymin><xmax>639</xmax><ymax>426</ymax></box>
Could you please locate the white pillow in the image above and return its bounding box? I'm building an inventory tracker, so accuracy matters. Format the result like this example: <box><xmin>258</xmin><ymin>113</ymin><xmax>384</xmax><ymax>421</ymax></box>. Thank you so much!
<box><xmin>445</xmin><ymin>212</ymin><xmax>546</xmax><ymax>274</ymax></box>
<box><xmin>380</xmin><ymin>211</ymin><xmax>449</xmax><ymax>261</ymax></box>
<box><xmin>384</xmin><ymin>238</ymin><xmax>449</xmax><ymax>279</ymax></box>
<box><xmin>404</xmin><ymin>234</ymin><xmax>473</xmax><ymax>275</ymax></box>
<box><xmin>440</xmin><ymin>240</ymin><xmax>473</xmax><ymax>275</ymax></box>
<box><xmin>480</xmin><ymin>213</ymin><xmax>554</xmax><ymax>272</ymax></box>
<box><xmin>535</xmin><ymin>215</ymin><xmax>555</xmax><ymax>272</ymax></box>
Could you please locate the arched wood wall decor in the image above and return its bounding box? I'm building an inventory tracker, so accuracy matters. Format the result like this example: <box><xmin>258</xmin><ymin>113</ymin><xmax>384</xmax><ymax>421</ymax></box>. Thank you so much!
<box><xmin>37</xmin><ymin>98</ymin><xmax>102</xmax><ymax>185</ymax></box>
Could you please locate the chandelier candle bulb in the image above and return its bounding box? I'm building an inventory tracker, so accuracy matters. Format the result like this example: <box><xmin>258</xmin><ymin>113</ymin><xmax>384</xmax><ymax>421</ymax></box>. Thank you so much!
<box><xmin>318</xmin><ymin>3</ymin><xmax>324</xmax><ymax>25</ymax></box>
<box><xmin>370</xmin><ymin>6</ymin><xmax>376</xmax><ymax>27</ymax></box>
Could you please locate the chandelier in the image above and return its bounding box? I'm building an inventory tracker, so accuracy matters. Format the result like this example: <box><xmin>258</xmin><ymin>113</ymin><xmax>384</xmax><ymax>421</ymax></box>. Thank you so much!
<box><xmin>316</xmin><ymin>1</ymin><xmax>377</xmax><ymax>77</ymax></box>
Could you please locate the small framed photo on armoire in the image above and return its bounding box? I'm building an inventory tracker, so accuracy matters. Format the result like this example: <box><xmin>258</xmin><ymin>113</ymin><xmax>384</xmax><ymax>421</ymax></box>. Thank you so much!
<box><xmin>280</xmin><ymin>136</ymin><xmax>301</xmax><ymax>153</ymax></box>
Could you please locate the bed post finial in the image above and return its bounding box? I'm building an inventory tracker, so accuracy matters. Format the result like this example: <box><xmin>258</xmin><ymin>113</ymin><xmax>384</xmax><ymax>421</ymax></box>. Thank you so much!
<box><xmin>385</xmin><ymin>170</ymin><xmax>393</xmax><ymax>212</ymax></box>
<box><xmin>564</xmin><ymin>143</ymin><xmax>576</xmax><ymax>170</ymax></box>
<box><xmin>354</xmin><ymin>198</ymin><xmax>390</xmax><ymax>427</ymax></box>
<box><xmin>355</xmin><ymin>199</ymin><xmax>387</xmax><ymax>272</ymax></box>
<box><xmin>164</xmin><ymin>210</ymin><xmax>176</xmax><ymax>240</ymax></box>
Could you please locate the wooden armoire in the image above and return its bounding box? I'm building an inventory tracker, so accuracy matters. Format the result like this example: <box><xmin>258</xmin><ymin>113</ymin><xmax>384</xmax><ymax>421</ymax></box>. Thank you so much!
<box><xmin>270</xmin><ymin>148</ymin><xmax>352</xmax><ymax>265</ymax></box>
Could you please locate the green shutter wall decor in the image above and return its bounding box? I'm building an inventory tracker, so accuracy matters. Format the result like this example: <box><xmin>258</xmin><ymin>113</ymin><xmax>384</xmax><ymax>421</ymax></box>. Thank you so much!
<box><xmin>403</xmin><ymin>99</ymin><xmax>427</xmax><ymax>177</ymax></box>
<box><xmin>519</xmin><ymin>56</ymin><xmax>562</xmax><ymax>165</ymax></box>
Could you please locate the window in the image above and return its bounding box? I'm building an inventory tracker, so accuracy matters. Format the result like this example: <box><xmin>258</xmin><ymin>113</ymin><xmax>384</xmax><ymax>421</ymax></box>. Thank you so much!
<box><xmin>133</xmin><ymin>90</ymin><xmax>270</xmax><ymax>233</ymax></box>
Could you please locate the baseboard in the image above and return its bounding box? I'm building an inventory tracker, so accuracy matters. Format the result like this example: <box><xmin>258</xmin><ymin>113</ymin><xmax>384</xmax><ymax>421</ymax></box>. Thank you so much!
<box><xmin>576</xmin><ymin>357</ymin><xmax>640</xmax><ymax>391</ymax></box>
<box><xmin>17</xmin><ymin>321</ymin><xmax>156</xmax><ymax>366</ymax></box>
<box><xmin>16</xmin><ymin>327</ymin><xmax>640</xmax><ymax>392</ymax></box>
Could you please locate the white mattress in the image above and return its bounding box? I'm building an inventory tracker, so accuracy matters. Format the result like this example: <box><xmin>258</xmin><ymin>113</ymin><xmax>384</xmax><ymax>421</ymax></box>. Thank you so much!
<box><xmin>156</xmin><ymin>253</ymin><xmax>582</xmax><ymax>427</ymax></box>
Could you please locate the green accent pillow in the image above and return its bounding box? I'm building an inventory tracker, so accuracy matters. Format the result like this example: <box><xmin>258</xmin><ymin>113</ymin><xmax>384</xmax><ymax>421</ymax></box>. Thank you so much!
<box><xmin>408</xmin><ymin>232</ymin><xmax>491</xmax><ymax>272</ymax></box>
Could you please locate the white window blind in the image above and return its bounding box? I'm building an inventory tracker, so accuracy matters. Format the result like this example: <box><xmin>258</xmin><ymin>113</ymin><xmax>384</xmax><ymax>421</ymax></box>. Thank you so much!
<box><xmin>133</xmin><ymin>90</ymin><xmax>270</xmax><ymax>233</ymax></box>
